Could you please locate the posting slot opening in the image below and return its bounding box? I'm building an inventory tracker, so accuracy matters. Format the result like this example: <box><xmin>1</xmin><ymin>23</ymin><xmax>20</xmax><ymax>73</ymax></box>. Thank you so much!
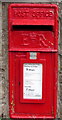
<box><xmin>12</xmin><ymin>25</ymin><xmax>54</xmax><ymax>31</ymax></box>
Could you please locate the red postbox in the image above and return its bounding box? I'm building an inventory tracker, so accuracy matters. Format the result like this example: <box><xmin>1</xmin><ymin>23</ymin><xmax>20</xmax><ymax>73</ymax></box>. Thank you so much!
<box><xmin>8</xmin><ymin>4</ymin><xmax>58</xmax><ymax>119</ymax></box>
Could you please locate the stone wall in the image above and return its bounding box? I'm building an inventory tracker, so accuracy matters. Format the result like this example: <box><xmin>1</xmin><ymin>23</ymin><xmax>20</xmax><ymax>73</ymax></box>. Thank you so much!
<box><xmin>0</xmin><ymin>1</ymin><xmax>2</xmax><ymax>118</ymax></box>
<box><xmin>59</xmin><ymin>2</ymin><xmax>62</xmax><ymax>119</ymax></box>
<box><xmin>1</xmin><ymin>1</ymin><xmax>62</xmax><ymax>119</ymax></box>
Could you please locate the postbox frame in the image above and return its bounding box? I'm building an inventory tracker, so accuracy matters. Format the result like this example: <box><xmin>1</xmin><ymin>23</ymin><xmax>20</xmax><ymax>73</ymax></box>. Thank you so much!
<box><xmin>8</xmin><ymin>4</ymin><xmax>58</xmax><ymax>119</ymax></box>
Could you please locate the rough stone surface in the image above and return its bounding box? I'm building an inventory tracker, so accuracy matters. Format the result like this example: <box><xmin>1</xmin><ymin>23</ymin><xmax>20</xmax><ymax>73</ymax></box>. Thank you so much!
<box><xmin>1</xmin><ymin>1</ymin><xmax>62</xmax><ymax>119</ymax></box>
<box><xmin>60</xmin><ymin>84</ymin><xmax>62</xmax><ymax>101</ymax></box>
<box><xmin>2</xmin><ymin>2</ymin><xmax>9</xmax><ymax>118</ymax></box>
<box><xmin>0</xmin><ymin>1</ymin><xmax>2</xmax><ymax>118</ymax></box>
<box><xmin>0</xmin><ymin>0</ymin><xmax>61</xmax><ymax>2</ymax></box>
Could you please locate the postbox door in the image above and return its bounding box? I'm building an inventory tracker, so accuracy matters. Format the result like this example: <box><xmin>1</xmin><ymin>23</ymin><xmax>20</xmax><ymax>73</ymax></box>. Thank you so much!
<box><xmin>9</xmin><ymin>52</ymin><xmax>57</xmax><ymax>118</ymax></box>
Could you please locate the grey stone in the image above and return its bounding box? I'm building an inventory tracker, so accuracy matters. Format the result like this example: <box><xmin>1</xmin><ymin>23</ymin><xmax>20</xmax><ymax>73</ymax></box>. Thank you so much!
<box><xmin>0</xmin><ymin>0</ymin><xmax>61</xmax><ymax>2</ymax></box>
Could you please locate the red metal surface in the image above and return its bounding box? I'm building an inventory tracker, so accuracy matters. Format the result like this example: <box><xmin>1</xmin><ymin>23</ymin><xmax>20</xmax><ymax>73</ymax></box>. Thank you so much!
<box><xmin>8</xmin><ymin>4</ymin><xmax>58</xmax><ymax>119</ymax></box>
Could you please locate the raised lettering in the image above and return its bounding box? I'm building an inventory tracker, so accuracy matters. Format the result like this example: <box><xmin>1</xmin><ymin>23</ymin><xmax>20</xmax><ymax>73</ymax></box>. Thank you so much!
<box><xmin>13</xmin><ymin>8</ymin><xmax>54</xmax><ymax>19</ymax></box>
